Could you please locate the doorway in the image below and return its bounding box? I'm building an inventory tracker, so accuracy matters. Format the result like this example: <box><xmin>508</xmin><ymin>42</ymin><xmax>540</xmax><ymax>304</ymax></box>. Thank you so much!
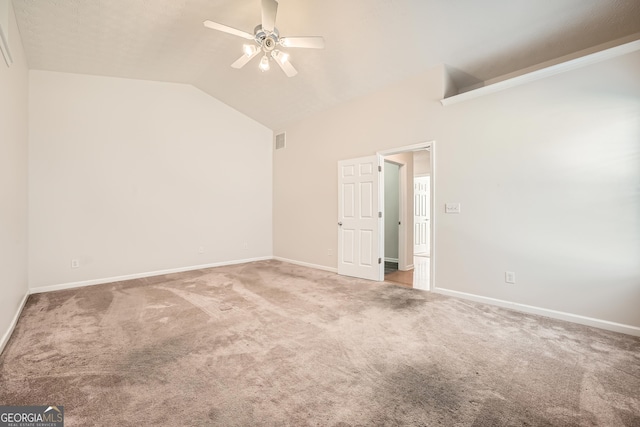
<box><xmin>336</xmin><ymin>141</ymin><xmax>434</xmax><ymax>290</ymax></box>
<box><xmin>380</xmin><ymin>142</ymin><xmax>433</xmax><ymax>290</ymax></box>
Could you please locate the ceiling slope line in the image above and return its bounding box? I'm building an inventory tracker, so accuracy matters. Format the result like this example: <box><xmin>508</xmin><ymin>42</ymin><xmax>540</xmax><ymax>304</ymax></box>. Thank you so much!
<box><xmin>441</xmin><ymin>38</ymin><xmax>640</xmax><ymax>106</ymax></box>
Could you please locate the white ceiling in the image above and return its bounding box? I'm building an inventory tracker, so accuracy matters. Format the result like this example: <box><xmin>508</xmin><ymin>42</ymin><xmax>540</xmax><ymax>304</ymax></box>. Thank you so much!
<box><xmin>12</xmin><ymin>0</ymin><xmax>640</xmax><ymax>129</ymax></box>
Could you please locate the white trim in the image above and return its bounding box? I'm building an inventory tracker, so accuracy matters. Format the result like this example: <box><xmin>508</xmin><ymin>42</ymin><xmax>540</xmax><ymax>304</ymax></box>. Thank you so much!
<box><xmin>29</xmin><ymin>256</ymin><xmax>273</xmax><ymax>294</ymax></box>
<box><xmin>429</xmin><ymin>142</ymin><xmax>436</xmax><ymax>292</ymax></box>
<box><xmin>404</xmin><ymin>264</ymin><xmax>414</xmax><ymax>271</ymax></box>
<box><xmin>377</xmin><ymin>141</ymin><xmax>434</xmax><ymax>157</ymax></box>
<box><xmin>433</xmin><ymin>287</ymin><xmax>640</xmax><ymax>337</ymax></box>
<box><xmin>377</xmin><ymin>154</ymin><xmax>385</xmax><ymax>281</ymax></box>
<box><xmin>273</xmin><ymin>256</ymin><xmax>338</xmax><ymax>273</ymax></box>
<box><xmin>384</xmin><ymin>257</ymin><xmax>399</xmax><ymax>263</ymax></box>
<box><xmin>0</xmin><ymin>291</ymin><xmax>29</xmax><ymax>355</ymax></box>
<box><xmin>441</xmin><ymin>38</ymin><xmax>640</xmax><ymax>106</ymax></box>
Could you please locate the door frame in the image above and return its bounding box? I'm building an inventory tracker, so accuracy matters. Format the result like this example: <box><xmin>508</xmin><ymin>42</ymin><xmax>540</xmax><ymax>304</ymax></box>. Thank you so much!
<box><xmin>378</xmin><ymin>141</ymin><xmax>435</xmax><ymax>291</ymax></box>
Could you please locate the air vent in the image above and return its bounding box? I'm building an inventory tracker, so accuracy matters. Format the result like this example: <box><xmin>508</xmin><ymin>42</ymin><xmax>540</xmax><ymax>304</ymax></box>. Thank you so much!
<box><xmin>275</xmin><ymin>132</ymin><xmax>286</xmax><ymax>150</ymax></box>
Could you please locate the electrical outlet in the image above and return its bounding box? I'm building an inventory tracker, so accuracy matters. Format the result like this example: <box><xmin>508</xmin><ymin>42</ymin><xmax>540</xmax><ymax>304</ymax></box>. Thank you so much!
<box><xmin>71</xmin><ymin>259</ymin><xmax>80</xmax><ymax>269</ymax></box>
<box><xmin>328</xmin><ymin>249</ymin><xmax>333</xmax><ymax>256</ymax></box>
<box><xmin>243</xmin><ymin>242</ymin><xmax>248</xmax><ymax>249</ymax></box>
<box><xmin>198</xmin><ymin>246</ymin><xmax>205</xmax><ymax>254</ymax></box>
<box><xmin>505</xmin><ymin>271</ymin><xmax>516</xmax><ymax>284</ymax></box>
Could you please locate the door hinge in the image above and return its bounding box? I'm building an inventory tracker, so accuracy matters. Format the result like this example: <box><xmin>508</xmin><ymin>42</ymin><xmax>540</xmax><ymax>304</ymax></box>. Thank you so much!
<box><xmin>378</xmin><ymin>258</ymin><xmax>382</xmax><ymax>264</ymax></box>
<box><xmin>378</xmin><ymin>212</ymin><xmax>382</xmax><ymax>218</ymax></box>
<box><xmin>378</xmin><ymin>165</ymin><xmax>382</xmax><ymax>172</ymax></box>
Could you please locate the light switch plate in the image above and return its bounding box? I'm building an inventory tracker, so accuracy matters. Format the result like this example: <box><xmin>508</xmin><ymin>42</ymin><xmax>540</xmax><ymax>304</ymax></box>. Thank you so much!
<box><xmin>445</xmin><ymin>203</ymin><xmax>461</xmax><ymax>214</ymax></box>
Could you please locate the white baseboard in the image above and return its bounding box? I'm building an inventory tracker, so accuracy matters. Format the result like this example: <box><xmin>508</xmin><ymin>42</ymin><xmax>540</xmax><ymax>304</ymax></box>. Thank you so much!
<box><xmin>404</xmin><ymin>264</ymin><xmax>414</xmax><ymax>270</ymax></box>
<box><xmin>384</xmin><ymin>257</ymin><xmax>399</xmax><ymax>263</ymax></box>
<box><xmin>29</xmin><ymin>256</ymin><xmax>273</xmax><ymax>294</ymax></box>
<box><xmin>273</xmin><ymin>256</ymin><xmax>337</xmax><ymax>273</ymax></box>
<box><xmin>433</xmin><ymin>287</ymin><xmax>640</xmax><ymax>337</ymax></box>
<box><xmin>0</xmin><ymin>291</ymin><xmax>29</xmax><ymax>355</ymax></box>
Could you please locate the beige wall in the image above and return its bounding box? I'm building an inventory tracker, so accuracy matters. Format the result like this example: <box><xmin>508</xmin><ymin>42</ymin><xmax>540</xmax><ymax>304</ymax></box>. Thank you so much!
<box><xmin>0</xmin><ymin>1</ymin><xmax>28</xmax><ymax>349</ymax></box>
<box><xmin>273</xmin><ymin>54</ymin><xmax>640</xmax><ymax>329</ymax></box>
<box><xmin>414</xmin><ymin>150</ymin><xmax>431</xmax><ymax>176</ymax></box>
<box><xmin>273</xmin><ymin>66</ymin><xmax>442</xmax><ymax>270</ymax></box>
<box><xmin>28</xmin><ymin>71</ymin><xmax>273</xmax><ymax>289</ymax></box>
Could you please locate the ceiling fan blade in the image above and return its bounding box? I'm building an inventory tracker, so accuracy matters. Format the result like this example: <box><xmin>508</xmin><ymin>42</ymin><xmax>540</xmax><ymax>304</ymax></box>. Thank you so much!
<box><xmin>272</xmin><ymin>51</ymin><xmax>298</xmax><ymax>77</ymax></box>
<box><xmin>261</xmin><ymin>0</ymin><xmax>278</xmax><ymax>32</ymax></box>
<box><xmin>278</xmin><ymin>60</ymin><xmax>298</xmax><ymax>77</ymax></box>
<box><xmin>231</xmin><ymin>50</ymin><xmax>260</xmax><ymax>69</ymax></box>
<box><xmin>203</xmin><ymin>20</ymin><xmax>254</xmax><ymax>40</ymax></box>
<box><xmin>280</xmin><ymin>36</ymin><xmax>325</xmax><ymax>49</ymax></box>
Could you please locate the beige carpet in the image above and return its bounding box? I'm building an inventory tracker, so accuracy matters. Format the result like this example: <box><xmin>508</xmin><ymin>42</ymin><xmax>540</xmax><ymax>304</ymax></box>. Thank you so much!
<box><xmin>1</xmin><ymin>260</ymin><xmax>638</xmax><ymax>426</ymax></box>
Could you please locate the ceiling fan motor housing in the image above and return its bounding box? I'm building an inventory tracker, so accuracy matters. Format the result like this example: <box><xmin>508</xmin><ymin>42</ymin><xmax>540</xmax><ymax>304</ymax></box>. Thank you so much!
<box><xmin>254</xmin><ymin>25</ymin><xmax>279</xmax><ymax>51</ymax></box>
<box><xmin>264</xmin><ymin>37</ymin><xmax>277</xmax><ymax>51</ymax></box>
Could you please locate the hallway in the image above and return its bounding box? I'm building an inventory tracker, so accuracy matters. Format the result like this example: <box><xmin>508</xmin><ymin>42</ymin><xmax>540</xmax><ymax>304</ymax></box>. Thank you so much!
<box><xmin>384</xmin><ymin>254</ymin><xmax>430</xmax><ymax>290</ymax></box>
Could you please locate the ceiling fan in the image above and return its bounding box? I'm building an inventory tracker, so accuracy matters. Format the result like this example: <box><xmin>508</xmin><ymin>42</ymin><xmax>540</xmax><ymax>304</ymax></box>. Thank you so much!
<box><xmin>204</xmin><ymin>0</ymin><xmax>324</xmax><ymax>77</ymax></box>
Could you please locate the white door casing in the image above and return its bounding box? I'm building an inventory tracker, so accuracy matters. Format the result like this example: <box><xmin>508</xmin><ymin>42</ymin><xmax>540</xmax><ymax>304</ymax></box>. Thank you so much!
<box><xmin>337</xmin><ymin>155</ymin><xmax>383</xmax><ymax>281</ymax></box>
<box><xmin>414</xmin><ymin>176</ymin><xmax>430</xmax><ymax>255</ymax></box>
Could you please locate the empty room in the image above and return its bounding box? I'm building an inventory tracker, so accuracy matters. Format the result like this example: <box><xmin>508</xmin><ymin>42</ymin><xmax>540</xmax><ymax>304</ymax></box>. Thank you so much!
<box><xmin>1</xmin><ymin>0</ymin><xmax>639</xmax><ymax>425</ymax></box>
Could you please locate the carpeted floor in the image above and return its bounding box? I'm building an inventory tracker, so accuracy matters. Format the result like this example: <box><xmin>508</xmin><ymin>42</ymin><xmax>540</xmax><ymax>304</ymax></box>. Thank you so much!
<box><xmin>1</xmin><ymin>260</ymin><xmax>639</xmax><ymax>426</ymax></box>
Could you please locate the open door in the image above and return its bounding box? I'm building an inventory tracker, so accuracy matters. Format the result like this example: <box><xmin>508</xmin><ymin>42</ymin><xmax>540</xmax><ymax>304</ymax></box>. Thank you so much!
<box><xmin>414</xmin><ymin>176</ymin><xmax>430</xmax><ymax>255</ymax></box>
<box><xmin>337</xmin><ymin>155</ymin><xmax>383</xmax><ymax>281</ymax></box>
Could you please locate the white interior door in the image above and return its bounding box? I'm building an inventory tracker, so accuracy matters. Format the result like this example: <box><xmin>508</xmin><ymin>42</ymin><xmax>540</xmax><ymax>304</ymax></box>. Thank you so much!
<box><xmin>338</xmin><ymin>155</ymin><xmax>383</xmax><ymax>281</ymax></box>
<box><xmin>414</xmin><ymin>176</ymin><xmax>430</xmax><ymax>255</ymax></box>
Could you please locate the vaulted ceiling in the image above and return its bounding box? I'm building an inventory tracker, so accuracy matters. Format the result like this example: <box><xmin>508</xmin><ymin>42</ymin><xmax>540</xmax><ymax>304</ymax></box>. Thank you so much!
<box><xmin>12</xmin><ymin>0</ymin><xmax>640</xmax><ymax>129</ymax></box>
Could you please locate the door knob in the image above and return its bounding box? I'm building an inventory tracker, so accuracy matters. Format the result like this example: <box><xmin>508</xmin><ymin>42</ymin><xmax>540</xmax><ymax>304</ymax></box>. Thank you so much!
<box><xmin>338</xmin><ymin>222</ymin><xmax>343</xmax><ymax>226</ymax></box>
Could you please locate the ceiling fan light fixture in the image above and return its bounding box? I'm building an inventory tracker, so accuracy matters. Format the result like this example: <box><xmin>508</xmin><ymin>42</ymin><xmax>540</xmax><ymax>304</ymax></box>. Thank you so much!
<box><xmin>204</xmin><ymin>0</ymin><xmax>324</xmax><ymax>77</ymax></box>
<box><xmin>243</xmin><ymin>44</ymin><xmax>257</xmax><ymax>57</ymax></box>
<box><xmin>259</xmin><ymin>55</ymin><xmax>270</xmax><ymax>71</ymax></box>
